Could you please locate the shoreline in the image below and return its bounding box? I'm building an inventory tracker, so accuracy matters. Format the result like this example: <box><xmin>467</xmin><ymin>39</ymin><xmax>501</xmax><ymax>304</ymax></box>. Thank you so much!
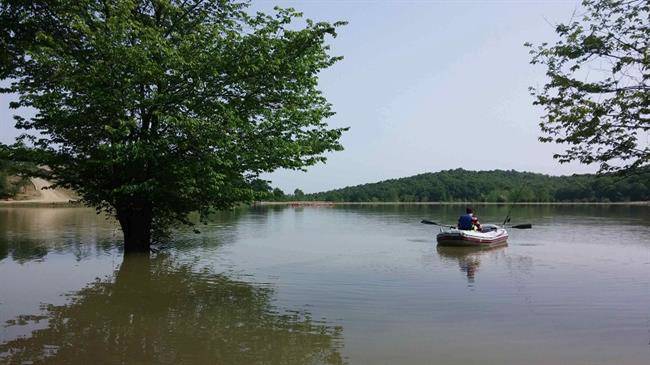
<box><xmin>0</xmin><ymin>177</ymin><xmax>79</xmax><ymax>207</ymax></box>
<box><xmin>256</xmin><ymin>201</ymin><xmax>650</xmax><ymax>206</ymax></box>
<box><xmin>0</xmin><ymin>200</ymin><xmax>83</xmax><ymax>207</ymax></box>
<box><xmin>2</xmin><ymin>200</ymin><xmax>648</xmax><ymax>208</ymax></box>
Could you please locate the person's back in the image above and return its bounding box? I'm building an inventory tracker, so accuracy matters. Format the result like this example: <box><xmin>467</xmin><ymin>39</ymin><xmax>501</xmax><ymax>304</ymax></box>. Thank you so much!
<box><xmin>458</xmin><ymin>213</ymin><xmax>474</xmax><ymax>230</ymax></box>
<box><xmin>458</xmin><ymin>207</ymin><xmax>480</xmax><ymax>231</ymax></box>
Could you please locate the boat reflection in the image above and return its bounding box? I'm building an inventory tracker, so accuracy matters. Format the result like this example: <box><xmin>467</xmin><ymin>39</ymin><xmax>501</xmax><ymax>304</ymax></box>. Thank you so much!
<box><xmin>0</xmin><ymin>254</ymin><xmax>345</xmax><ymax>365</ymax></box>
<box><xmin>436</xmin><ymin>246</ymin><xmax>506</xmax><ymax>283</ymax></box>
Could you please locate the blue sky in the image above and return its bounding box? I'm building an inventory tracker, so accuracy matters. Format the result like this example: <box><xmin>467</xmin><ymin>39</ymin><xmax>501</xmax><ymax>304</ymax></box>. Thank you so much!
<box><xmin>0</xmin><ymin>0</ymin><xmax>595</xmax><ymax>193</ymax></box>
<box><xmin>258</xmin><ymin>0</ymin><xmax>595</xmax><ymax>193</ymax></box>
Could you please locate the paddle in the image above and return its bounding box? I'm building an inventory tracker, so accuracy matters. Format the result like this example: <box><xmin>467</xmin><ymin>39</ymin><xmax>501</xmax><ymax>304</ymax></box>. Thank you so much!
<box><xmin>420</xmin><ymin>219</ymin><xmax>440</xmax><ymax>225</ymax></box>
<box><xmin>420</xmin><ymin>220</ymin><xmax>455</xmax><ymax>228</ymax></box>
<box><xmin>510</xmin><ymin>223</ymin><xmax>532</xmax><ymax>229</ymax></box>
<box><xmin>422</xmin><ymin>219</ymin><xmax>531</xmax><ymax>229</ymax></box>
<box><xmin>503</xmin><ymin>215</ymin><xmax>511</xmax><ymax>226</ymax></box>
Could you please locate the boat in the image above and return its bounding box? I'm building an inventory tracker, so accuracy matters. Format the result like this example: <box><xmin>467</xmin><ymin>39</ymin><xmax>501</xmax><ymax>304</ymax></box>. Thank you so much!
<box><xmin>436</xmin><ymin>224</ymin><xmax>508</xmax><ymax>247</ymax></box>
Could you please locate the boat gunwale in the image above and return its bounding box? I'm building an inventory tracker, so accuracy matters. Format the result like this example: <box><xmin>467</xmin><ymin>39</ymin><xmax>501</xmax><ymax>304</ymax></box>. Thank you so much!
<box><xmin>436</xmin><ymin>227</ymin><xmax>508</xmax><ymax>246</ymax></box>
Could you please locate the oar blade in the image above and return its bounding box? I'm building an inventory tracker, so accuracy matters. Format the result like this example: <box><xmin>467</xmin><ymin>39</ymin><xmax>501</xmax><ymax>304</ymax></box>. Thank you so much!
<box><xmin>421</xmin><ymin>219</ymin><xmax>438</xmax><ymax>225</ymax></box>
<box><xmin>511</xmin><ymin>223</ymin><xmax>532</xmax><ymax>229</ymax></box>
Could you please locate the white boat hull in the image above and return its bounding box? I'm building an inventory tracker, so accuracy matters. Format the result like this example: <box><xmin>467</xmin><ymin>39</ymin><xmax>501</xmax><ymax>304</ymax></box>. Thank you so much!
<box><xmin>436</xmin><ymin>225</ymin><xmax>508</xmax><ymax>247</ymax></box>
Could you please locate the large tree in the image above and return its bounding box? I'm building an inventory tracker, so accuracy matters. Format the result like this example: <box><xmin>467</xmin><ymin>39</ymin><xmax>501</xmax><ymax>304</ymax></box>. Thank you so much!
<box><xmin>527</xmin><ymin>0</ymin><xmax>649</xmax><ymax>173</ymax></box>
<box><xmin>0</xmin><ymin>0</ymin><xmax>347</xmax><ymax>252</ymax></box>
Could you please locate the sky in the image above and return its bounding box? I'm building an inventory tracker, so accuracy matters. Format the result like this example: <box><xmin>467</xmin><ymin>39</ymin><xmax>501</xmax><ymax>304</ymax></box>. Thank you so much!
<box><xmin>0</xmin><ymin>0</ymin><xmax>598</xmax><ymax>193</ymax></box>
<box><xmin>256</xmin><ymin>0</ymin><xmax>598</xmax><ymax>193</ymax></box>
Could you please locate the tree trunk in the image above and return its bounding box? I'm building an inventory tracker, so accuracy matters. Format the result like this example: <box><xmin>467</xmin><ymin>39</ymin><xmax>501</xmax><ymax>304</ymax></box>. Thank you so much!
<box><xmin>116</xmin><ymin>205</ymin><xmax>153</xmax><ymax>254</ymax></box>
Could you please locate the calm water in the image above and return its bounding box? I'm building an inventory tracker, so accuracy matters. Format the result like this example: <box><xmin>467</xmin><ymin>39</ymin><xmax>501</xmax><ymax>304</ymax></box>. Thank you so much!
<box><xmin>0</xmin><ymin>205</ymin><xmax>649</xmax><ymax>364</ymax></box>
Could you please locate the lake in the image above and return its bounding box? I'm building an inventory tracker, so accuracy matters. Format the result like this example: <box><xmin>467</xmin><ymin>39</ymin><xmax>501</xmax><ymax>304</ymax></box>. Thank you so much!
<box><xmin>1</xmin><ymin>205</ymin><xmax>649</xmax><ymax>364</ymax></box>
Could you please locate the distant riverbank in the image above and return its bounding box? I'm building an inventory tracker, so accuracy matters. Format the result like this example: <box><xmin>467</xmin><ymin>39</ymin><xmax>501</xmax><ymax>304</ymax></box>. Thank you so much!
<box><xmin>0</xmin><ymin>200</ymin><xmax>81</xmax><ymax>207</ymax></box>
<box><xmin>257</xmin><ymin>201</ymin><xmax>650</xmax><ymax>206</ymax></box>
<box><xmin>293</xmin><ymin>169</ymin><xmax>650</xmax><ymax>203</ymax></box>
<box><xmin>3</xmin><ymin>200</ymin><xmax>648</xmax><ymax>208</ymax></box>
<box><xmin>0</xmin><ymin>177</ymin><xmax>78</xmax><ymax>206</ymax></box>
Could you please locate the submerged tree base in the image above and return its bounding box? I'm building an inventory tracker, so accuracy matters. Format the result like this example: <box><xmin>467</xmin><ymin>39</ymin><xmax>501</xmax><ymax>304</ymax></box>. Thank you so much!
<box><xmin>116</xmin><ymin>207</ymin><xmax>153</xmax><ymax>254</ymax></box>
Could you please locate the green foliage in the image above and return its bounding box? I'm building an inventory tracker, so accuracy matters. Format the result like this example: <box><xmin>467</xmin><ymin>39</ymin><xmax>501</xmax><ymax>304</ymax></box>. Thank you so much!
<box><xmin>0</xmin><ymin>143</ymin><xmax>32</xmax><ymax>198</ymax></box>
<box><xmin>0</xmin><ymin>170</ymin><xmax>32</xmax><ymax>199</ymax></box>
<box><xmin>0</xmin><ymin>1</ymin><xmax>347</xmax><ymax>245</ymax></box>
<box><xmin>0</xmin><ymin>145</ymin><xmax>9</xmax><ymax>197</ymax></box>
<box><xmin>0</xmin><ymin>147</ymin><xmax>10</xmax><ymax>197</ymax></box>
<box><xmin>249</xmin><ymin>178</ymin><xmax>273</xmax><ymax>201</ymax></box>
<box><xmin>526</xmin><ymin>0</ymin><xmax>649</xmax><ymax>173</ymax></box>
<box><xmin>272</xmin><ymin>187</ymin><xmax>285</xmax><ymax>200</ymax></box>
<box><xmin>297</xmin><ymin>169</ymin><xmax>650</xmax><ymax>203</ymax></box>
<box><xmin>0</xmin><ymin>170</ymin><xmax>11</xmax><ymax>198</ymax></box>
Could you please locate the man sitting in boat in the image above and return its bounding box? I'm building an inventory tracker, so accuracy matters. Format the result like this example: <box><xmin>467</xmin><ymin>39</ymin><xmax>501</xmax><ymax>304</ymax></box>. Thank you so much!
<box><xmin>458</xmin><ymin>207</ymin><xmax>481</xmax><ymax>231</ymax></box>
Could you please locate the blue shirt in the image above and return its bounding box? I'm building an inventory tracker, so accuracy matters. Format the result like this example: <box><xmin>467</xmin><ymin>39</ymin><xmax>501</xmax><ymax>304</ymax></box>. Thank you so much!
<box><xmin>458</xmin><ymin>214</ymin><xmax>474</xmax><ymax>230</ymax></box>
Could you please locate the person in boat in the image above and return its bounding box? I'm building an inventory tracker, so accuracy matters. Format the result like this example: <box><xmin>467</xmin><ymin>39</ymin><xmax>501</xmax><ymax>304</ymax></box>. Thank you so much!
<box><xmin>458</xmin><ymin>207</ymin><xmax>481</xmax><ymax>231</ymax></box>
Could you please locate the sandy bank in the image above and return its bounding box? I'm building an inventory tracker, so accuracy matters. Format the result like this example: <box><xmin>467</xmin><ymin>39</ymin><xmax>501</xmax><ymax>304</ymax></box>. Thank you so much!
<box><xmin>0</xmin><ymin>178</ymin><xmax>79</xmax><ymax>206</ymax></box>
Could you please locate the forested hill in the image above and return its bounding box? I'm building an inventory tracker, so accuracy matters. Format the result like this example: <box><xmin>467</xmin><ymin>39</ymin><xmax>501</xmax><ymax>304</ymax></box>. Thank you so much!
<box><xmin>299</xmin><ymin>169</ymin><xmax>650</xmax><ymax>203</ymax></box>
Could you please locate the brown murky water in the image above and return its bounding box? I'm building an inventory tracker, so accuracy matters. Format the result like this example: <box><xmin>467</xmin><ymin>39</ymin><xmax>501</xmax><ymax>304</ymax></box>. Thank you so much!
<box><xmin>1</xmin><ymin>205</ymin><xmax>649</xmax><ymax>364</ymax></box>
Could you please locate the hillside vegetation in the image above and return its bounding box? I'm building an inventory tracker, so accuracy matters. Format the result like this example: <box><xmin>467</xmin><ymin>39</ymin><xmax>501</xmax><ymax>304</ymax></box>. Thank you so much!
<box><xmin>275</xmin><ymin>169</ymin><xmax>650</xmax><ymax>203</ymax></box>
<box><xmin>0</xmin><ymin>162</ymin><xmax>27</xmax><ymax>199</ymax></box>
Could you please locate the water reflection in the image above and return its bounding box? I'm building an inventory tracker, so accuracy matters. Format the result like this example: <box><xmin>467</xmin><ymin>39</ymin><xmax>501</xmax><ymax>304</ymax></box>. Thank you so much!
<box><xmin>0</xmin><ymin>237</ymin><xmax>49</xmax><ymax>263</ymax></box>
<box><xmin>0</xmin><ymin>208</ymin><xmax>119</xmax><ymax>263</ymax></box>
<box><xmin>1</xmin><ymin>254</ymin><xmax>345</xmax><ymax>365</ymax></box>
<box><xmin>2</xmin><ymin>205</ymin><xmax>648</xmax><ymax>365</ymax></box>
<box><xmin>437</xmin><ymin>246</ymin><xmax>506</xmax><ymax>283</ymax></box>
<box><xmin>0</xmin><ymin>239</ymin><xmax>5</xmax><ymax>261</ymax></box>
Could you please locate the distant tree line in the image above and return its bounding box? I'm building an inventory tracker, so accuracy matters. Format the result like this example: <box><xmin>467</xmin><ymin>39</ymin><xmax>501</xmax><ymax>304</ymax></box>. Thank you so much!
<box><xmin>0</xmin><ymin>167</ymin><xmax>15</xmax><ymax>198</ymax></box>
<box><xmin>0</xmin><ymin>164</ymin><xmax>31</xmax><ymax>199</ymax></box>
<box><xmin>261</xmin><ymin>169</ymin><xmax>650</xmax><ymax>203</ymax></box>
<box><xmin>0</xmin><ymin>174</ymin><xmax>31</xmax><ymax>199</ymax></box>
<box><xmin>0</xmin><ymin>144</ymin><xmax>38</xmax><ymax>199</ymax></box>
<box><xmin>0</xmin><ymin>147</ymin><xmax>24</xmax><ymax>198</ymax></box>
